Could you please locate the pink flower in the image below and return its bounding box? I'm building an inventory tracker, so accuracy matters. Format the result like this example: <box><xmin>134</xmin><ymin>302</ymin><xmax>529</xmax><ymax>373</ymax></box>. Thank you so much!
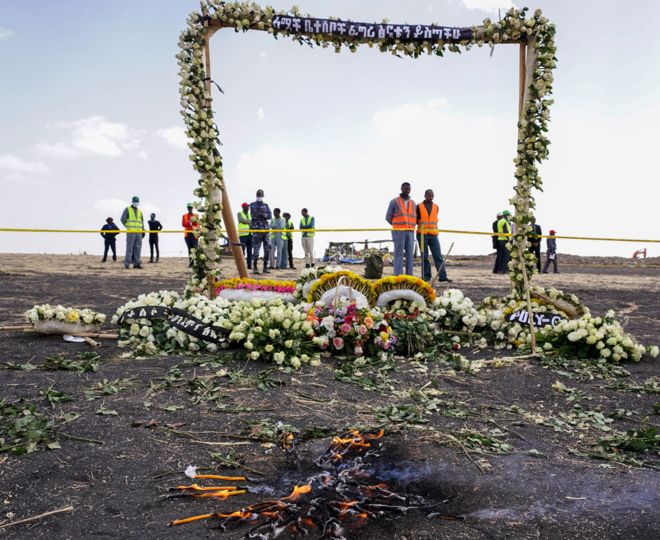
<box><xmin>358</xmin><ymin>325</ymin><xmax>367</xmax><ymax>336</ymax></box>
<box><xmin>340</xmin><ymin>323</ymin><xmax>351</xmax><ymax>335</ymax></box>
<box><xmin>364</xmin><ymin>316</ymin><xmax>374</xmax><ymax>329</ymax></box>
<box><xmin>354</xmin><ymin>346</ymin><xmax>363</xmax><ymax>356</ymax></box>
<box><xmin>332</xmin><ymin>337</ymin><xmax>344</xmax><ymax>350</ymax></box>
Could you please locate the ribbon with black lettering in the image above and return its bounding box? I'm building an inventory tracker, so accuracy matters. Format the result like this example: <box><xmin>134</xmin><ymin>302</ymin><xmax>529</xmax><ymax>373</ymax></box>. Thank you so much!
<box><xmin>506</xmin><ymin>310</ymin><xmax>566</xmax><ymax>328</ymax></box>
<box><xmin>118</xmin><ymin>306</ymin><xmax>224</xmax><ymax>344</ymax></box>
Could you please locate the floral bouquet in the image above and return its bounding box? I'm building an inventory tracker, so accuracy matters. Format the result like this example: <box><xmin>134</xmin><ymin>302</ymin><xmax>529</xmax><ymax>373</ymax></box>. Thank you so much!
<box><xmin>307</xmin><ymin>270</ymin><xmax>376</xmax><ymax>308</ymax></box>
<box><xmin>373</xmin><ymin>275</ymin><xmax>436</xmax><ymax>308</ymax></box>
<box><xmin>225</xmin><ymin>298</ymin><xmax>320</xmax><ymax>369</ymax></box>
<box><xmin>25</xmin><ymin>304</ymin><xmax>106</xmax><ymax>334</ymax></box>
<box><xmin>537</xmin><ymin>310</ymin><xmax>658</xmax><ymax>362</ymax></box>
<box><xmin>215</xmin><ymin>277</ymin><xmax>297</xmax><ymax>303</ymax></box>
<box><xmin>293</xmin><ymin>264</ymin><xmax>344</xmax><ymax>301</ymax></box>
<box><xmin>112</xmin><ymin>291</ymin><xmax>232</xmax><ymax>355</ymax></box>
<box><xmin>307</xmin><ymin>301</ymin><xmax>396</xmax><ymax>358</ymax></box>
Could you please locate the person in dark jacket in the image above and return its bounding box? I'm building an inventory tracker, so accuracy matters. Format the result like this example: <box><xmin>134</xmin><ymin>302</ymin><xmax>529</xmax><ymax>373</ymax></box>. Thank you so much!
<box><xmin>527</xmin><ymin>216</ymin><xmax>543</xmax><ymax>272</ymax></box>
<box><xmin>542</xmin><ymin>229</ymin><xmax>560</xmax><ymax>274</ymax></box>
<box><xmin>250</xmin><ymin>189</ymin><xmax>272</xmax><ymax>274</ymax></box>
<box><xmin>148</xmin><ymin>213</ymin><xmax>163</xmax><ymax>263</ymax></box>
<box><xmin>100</xmin><ymin>217</ymin><xmax>120</xmax><ymax>262</ymax></box>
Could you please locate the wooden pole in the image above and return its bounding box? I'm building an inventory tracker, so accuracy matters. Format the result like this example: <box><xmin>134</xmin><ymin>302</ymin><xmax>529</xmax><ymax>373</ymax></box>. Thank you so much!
<box><xmin>518</xmin><ymin>43</ymin><xmax>526</xmax><ymax>116</ymax></box>
<box><xmin>517</xmin><ymin>40</ymin><xmax>537</xmax><ymax>354</ymax></box>
<box><xmin>202</xmin><ymin>16</ymin><xmax>249</xmax><ymax>280</ymax></box>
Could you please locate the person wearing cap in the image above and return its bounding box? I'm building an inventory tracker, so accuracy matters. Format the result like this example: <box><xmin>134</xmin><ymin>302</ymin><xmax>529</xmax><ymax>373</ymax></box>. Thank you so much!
<box><xmin>527</xmin><ymin>216</ymin><xmax>543</xmax><ymax>273</ymax></box>
<box><xmin>283</xmin><ymin>212</ymin><xmax>295</xmax><ymax>269</ymax></box>
<box><xmin>492</xmin><ymin>211</ymin><xmax>503</xmax><ymax>251</ymax></box>
<box><xmin>416</xmin><ymin>189</ymin><xmax>451</xmax><ymax>282</ymax></box>
<box><xmin>237</xmin><ymin>202</ymin><xmax>252</xmax><ymax>269</ymax></box>
<box><xmin>100</xmin><ymin>217</ymin><xmax>119</xmax><ymax>263</ymax></box>
<box><xmin>386</xmin><ymin>182</ymin><xmax>416</xmax><ymax>276</ymax></box>
<box><xmin>493</xmin><ymin>210</ymin><xmax>512</xmax><ymax>274</ymax></box>
<box><xmin>182</xmin><ymin>203</ymin><xmax>200</xmax><ymax>267</ymax></box>
<box><xmin>542</xmin><ymin>230</ymin><xmax>560</xmax><ymax>274</ymax></box>
<box><xmin>249</xmin><ymin>189</ymin><xmax>272</xmax><ymax>274</ymax></box>
<box><xmin>270</xmin><ymin>208</ymin><xmax>287</xmax><ymax>270</ymax></box>
<box><xmin>120</xmin><ymin>196</ymin><xmax>144</xmax><ymax>269</ymax></box>
<box><xmin>148</xmin><ymin>213</ymin><xmax>163</xmax><ymax>263</ymax></box>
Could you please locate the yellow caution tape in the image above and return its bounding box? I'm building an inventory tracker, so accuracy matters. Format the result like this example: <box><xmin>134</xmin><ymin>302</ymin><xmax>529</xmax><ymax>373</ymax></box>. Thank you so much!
<box><xmin>0</xmin><ymin>227</ymin><xmax>658</xmax><ymax>243</ymax></box>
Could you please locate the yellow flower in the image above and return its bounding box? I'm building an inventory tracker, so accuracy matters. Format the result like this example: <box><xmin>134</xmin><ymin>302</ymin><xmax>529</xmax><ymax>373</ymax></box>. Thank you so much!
<box><xmin>66</xmin><ymin>310</ymin><xmax>80</xmax><ymax>323</ymax></box>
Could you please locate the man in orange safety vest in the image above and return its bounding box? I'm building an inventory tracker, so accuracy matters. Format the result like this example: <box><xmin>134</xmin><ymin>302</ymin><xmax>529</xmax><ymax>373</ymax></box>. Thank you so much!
<box><xmin>417</xmin><ymin>189</ymin><xmax>451</xmax><ymax>283</ymax></box>
<box><xmin>385</xmin><ymin>181</ymin><xmax>416</xmax><ymax>276</ymax></box>
<box><xmin>182</xmin><ymin>202</ymin><xmax>200</xmax><ymax>267</ymax></box>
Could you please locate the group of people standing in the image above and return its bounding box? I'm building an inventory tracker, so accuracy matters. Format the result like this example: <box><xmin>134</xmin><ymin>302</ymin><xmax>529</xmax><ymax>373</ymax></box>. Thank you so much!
<box><xmin>491</xmin><ymin>211</ymin><xmax>560</xmax><ymax>274</ymax></box>
<box><xmin>385</xmin><ymin>182</ymin><xmax>451</xmax><ymax>282</ymax></box>
<box><xmin>100</xmin><ymin>196</ymin><xmax>199</xmax><ymax>269</ymax></box>
<box><xmin>101</xmin><ymin>190</ymin><xmax>560</xmax><ymax>277</ymax></box>
<box><xmin>237</xmin><ymin>189</ymin><xmax>316</xmax><ymax>274</ymax></box>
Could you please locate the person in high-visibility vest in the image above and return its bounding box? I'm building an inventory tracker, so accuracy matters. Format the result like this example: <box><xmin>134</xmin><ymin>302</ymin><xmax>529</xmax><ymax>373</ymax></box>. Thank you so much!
<box><xmin>493</xmin><ymin>210</ymin><xmax>512</xmax><ymax>274</ymax></box>
<box><xmin>300</xmin><ymin>208</ymin><xmax>315</xmax><ymax>268</ymax></box>
<box><xmin>237</xmin><ymin>202</ymin><xmax>252</xmax><ymax>269</ymax></box>
<box><xmin>385</xmin><ymin>182</ymin><xmax>416</xmax><ymax>276</ymax></box>
<box><xmin>416</xmin><ymin>189</ymin><xmax>451</xmax><ymax>283</ymax></box>
<box><xmin>120</xmin><ymin>195</ymin><xmax>144</xmax><ymax>269</ymax></box>
<box><xmin>283</xmin><ymin>212</ymin><xmax>295</xmax><ymax>269</ymax></box>
<box><xmin>182</xmin><ymin>202</ymin><xmax>201</xmax><ymax>267</ymax></box>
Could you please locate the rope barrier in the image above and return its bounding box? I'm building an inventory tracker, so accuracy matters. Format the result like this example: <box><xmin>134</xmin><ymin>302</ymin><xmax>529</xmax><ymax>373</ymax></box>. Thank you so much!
<box><xmin>0</xmin><ymin>227</ymin><xmax>658</xmax><ymax>244</ymax></box>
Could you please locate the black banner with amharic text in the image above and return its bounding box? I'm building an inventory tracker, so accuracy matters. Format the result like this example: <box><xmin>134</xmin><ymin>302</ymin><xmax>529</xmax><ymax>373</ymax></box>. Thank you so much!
<box><xmin>118</xmin><ymin>306</ymin><xmax>224</xmax><ymax>344</ymax></box>
<box><xmin>272</xmin><ymin>16</ymin><xmax>473</xmax><ymax>42</ymax></box>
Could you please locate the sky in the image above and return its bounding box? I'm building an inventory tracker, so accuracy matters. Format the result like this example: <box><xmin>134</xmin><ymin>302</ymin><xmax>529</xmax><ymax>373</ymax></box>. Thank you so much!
<box><xmin>1</xmin><ymin>0</ymin><xmax>659</xmax><ymax>259</ymax></box>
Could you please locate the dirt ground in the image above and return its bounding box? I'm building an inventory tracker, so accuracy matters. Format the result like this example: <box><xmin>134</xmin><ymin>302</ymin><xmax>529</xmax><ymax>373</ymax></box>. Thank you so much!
<box><xmin>0</xmin><ymin>254</ymin><xmax>658</xmax><ymax>539</ymax></box>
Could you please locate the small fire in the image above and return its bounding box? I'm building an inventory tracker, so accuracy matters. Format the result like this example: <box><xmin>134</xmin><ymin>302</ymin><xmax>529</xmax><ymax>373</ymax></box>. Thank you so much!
<box><xmin>282</xmin><ymin>484</ymin><xmax>312</xmax><ymax>501</ymax></box>
<box><xmin>168</xmin><ymin>429</ymin><xmax>447</xmax><ymax>537</ymax></box>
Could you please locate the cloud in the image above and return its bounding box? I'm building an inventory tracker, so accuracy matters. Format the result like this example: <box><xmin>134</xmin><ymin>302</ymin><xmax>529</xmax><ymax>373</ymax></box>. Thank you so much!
<box><xmin>0</xmin><ymin>154</ymin><xmax>49</xmax><ymax>174</ymax></box>
<box><xmin>35</xmin><ymin>116</ymin><xmax>143</xmax><ymax>158</ymax></box>
<box><xmin>259</xmin><ymin>51</ymin><xmax>268</xmax><ymax>60</ymax></box>
<box><xmin>0</xmin><ymin>28</ymin><xmax>14</xmax><ymax>40</ymax></box>
<box><xmin>34</xmin><ymin>142</ymin><xmax>78</xmax><ymax>159</ymax></box>
<box><xmin>156</xmin><ymin>126</ymin><xmax>188</xmax><ymax>150</ymax></box>
<box><xmin>460</xmin><ymin>0</ymin><xmax>514</xmax><ymax>11</ymax></box>
<box><xmin>257</xmin><ymin>108</ymin><xmax>265</xmax><ymax>121</ymax></box>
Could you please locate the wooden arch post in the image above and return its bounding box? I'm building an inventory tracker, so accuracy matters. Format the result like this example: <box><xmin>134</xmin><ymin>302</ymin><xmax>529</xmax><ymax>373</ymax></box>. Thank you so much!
<box><xmin>201</xmin><ymin>13</ymin><xmax>249</xmax><ymax>281</ymax></box>
<box><xmin>517</xmin><ymin>40</ymin><xmax>537</xmax><ymax>354</ymax></box>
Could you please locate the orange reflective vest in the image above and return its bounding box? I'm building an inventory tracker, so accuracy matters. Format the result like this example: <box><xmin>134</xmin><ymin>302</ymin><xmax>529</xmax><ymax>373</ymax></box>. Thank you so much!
<box><xmin>182</xmin><ymin>212</ymin><xmax>200</xmax><ymax>237</ymax></box>
<box><xmin>417</xmin><ymin>202</ymin><xmax>439</xmax><ymax>236</ymax></box>
<box><xmin>391</xmin><ymin>197</ymin><xmax>416</xmax><ymax>230</ymax></box>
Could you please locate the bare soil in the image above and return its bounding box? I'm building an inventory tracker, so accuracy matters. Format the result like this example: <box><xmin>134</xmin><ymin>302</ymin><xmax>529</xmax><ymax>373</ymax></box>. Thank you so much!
<box><xmin>0</xmin><ymin>254</ymin><xmax>658</xmax><ymax>539</ymax></box>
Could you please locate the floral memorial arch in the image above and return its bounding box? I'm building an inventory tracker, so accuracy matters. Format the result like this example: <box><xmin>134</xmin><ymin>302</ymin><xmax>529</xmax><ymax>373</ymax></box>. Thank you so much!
<box><xmin>177</xmin><ymin>1</ymin><xmax>557</xmax><ymax>301</ymax></box>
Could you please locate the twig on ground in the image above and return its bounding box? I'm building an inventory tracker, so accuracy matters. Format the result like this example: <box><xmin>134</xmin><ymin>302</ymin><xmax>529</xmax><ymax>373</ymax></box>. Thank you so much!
<box><xmin>58</xmin><ymin>432</ymin><xmax>104</xmax><ymax>445</ymax></box>
<box><xmin>428</xmin><ymin>432</ymin><xmax>487</xmax><ymax>473</ymax></box>
<box><xmin>0</xmin><ymin>505</ymin><xmax>74</xmax><ymax>530</ymax></box>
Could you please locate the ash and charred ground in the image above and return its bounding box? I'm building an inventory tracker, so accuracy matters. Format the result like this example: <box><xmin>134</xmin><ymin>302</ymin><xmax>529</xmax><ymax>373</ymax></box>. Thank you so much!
<box><xmin>0</xmin><ymin>254</ymin><xmax>658</xmax><ymax>539</ymax></box>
